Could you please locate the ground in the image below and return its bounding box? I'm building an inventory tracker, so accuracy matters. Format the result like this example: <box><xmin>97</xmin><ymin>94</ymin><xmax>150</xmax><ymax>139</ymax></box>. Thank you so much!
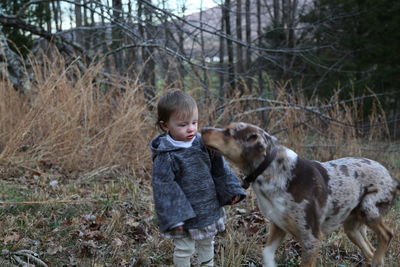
<box><xmin>1</xmin><ymin>164</ymin><xmax>399</xmax><ymax>267</ymax></box>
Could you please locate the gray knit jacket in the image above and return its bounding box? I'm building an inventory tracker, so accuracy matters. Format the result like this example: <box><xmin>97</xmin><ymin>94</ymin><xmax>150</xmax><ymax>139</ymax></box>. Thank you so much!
<box><xmin>150</xmin><ymin>133</ymin><xmax>246</xmax><ymax>232</ymax></box>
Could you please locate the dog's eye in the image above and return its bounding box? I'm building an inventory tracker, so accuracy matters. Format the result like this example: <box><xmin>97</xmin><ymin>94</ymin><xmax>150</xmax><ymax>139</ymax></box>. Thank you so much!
<box><xmin>247</xmin><ymin>134</ymin><xmax>258</xmax><ymax>142</ymax></box>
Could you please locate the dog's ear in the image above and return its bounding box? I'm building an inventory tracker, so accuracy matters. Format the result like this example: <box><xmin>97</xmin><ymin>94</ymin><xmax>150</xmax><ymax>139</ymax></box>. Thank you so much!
<box><xmin>263</xmin><ymin>132</ymin><xmax>278</xmax><ymax>144</ymax></box>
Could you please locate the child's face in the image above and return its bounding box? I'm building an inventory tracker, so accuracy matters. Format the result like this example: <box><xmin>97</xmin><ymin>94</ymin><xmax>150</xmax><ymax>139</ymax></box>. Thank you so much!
<box><xmin>161</xmin><ymin>109</ymin><xmax>198</xmax><ymax>141</ymax></box>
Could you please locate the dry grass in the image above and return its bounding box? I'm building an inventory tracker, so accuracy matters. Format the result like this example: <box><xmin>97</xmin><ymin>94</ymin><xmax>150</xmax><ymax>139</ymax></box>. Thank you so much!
<box><xmin>0</xmin><ymin>54</ymin><xmax>154</xmax><ymax>173</ymax></box>
<box><xmin>0</xmin><ymin>54</ymin><xmax>399</xmax><ymax>266</ymax></box>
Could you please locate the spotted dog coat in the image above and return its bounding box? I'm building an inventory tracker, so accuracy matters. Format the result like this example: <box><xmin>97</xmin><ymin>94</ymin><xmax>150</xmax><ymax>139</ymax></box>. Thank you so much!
<box><xmin>201</xmin><ymin>122</ymin><xmax>399</xmax><ymax>267</ymax></box>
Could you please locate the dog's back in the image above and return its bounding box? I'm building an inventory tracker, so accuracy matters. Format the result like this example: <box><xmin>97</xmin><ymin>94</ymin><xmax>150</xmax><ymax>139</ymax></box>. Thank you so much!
<box><xmin>319</xmin><ymin>157</ymin><xmax>398</xmax><ymax>233</ymax></box>
<box><xmin>322</xmin><ymin>157</ymin><xmax>394</xmax><ymax>190</ymax></box>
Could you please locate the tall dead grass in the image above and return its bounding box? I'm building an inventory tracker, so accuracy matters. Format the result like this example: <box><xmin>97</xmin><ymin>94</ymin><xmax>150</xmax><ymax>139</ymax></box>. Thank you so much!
<box><xmin>0</xmin><ymin>54</ymin><xmax>155</xmax><ymax>173</ymax></box>
<box><xmin>207</xmin><ymin>88</ymin><xmax>393</xmax><ymax>165</ymax></box>
<box><xmin>0</xmin><ymin>53</ymin><xmax>396</xmax><ymax>176</ymax></box>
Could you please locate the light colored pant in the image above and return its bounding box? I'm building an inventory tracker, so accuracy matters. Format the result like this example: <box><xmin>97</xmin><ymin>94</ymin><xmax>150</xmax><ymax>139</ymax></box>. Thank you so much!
<box><xmin>173</xmin><ymin>236</ymin><xmax>214</xmax><ymax>267</ymax></box>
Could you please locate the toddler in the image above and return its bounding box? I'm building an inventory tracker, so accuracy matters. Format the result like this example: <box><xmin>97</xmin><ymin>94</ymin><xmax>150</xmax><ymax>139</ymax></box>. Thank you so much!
<box><xmin>150</xmin><ymin>89</ymin><xmax>246</xmax><ymax>266</ymax></box>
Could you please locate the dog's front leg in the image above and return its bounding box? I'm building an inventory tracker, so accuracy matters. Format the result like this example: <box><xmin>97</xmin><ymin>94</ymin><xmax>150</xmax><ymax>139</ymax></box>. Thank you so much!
<box><xmin>263</xmin><ymin>223</ymin><xmax>286</xmax><ymax>267</ymax></box>
<box><xmin>299</xmin><ymin>237</ymin><xmax>321</xmax><ymax>267</ymax></box>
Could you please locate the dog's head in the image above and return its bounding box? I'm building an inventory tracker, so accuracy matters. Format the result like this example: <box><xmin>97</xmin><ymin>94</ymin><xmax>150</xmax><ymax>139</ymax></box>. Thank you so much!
<box><xmin>201</xmin><ymin>122</ymin><xmax>277</xmax><ymax>170</ymax></box>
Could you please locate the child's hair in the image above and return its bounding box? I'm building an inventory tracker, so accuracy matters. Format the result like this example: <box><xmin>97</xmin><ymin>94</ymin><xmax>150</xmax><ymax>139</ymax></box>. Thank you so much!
<box><xmin>157</xmin><ymin>89</ymin><xmax>198</xmax><ymax>131</ymax></box>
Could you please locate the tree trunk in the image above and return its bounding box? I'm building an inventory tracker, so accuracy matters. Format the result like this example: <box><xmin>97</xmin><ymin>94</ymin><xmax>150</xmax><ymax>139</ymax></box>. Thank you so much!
<box><xmin>225</xmin><ymin>0</ymin><xmax>235</xmax><ymax>95</ymax></box>
<box><xmin>200</xmin><ymin>0</ymin><xmax>209</xmax><ymax>96</ymax></box>
<box><xmin>219</xmin><ymin>3</ymin><xmax>225</xmax><ymax>99</ymax></box>
<box><xmin>46</xmin><ymin>2</ymin><xmax>52</xmax><ymax>33</ymax></box>
<box><xmin>245</xmin><ymin>0</ymin><xmax>252</xmax><ymax>92</ymax></box>
<box><xmin>112</xmin><ymin>0</ymin><xmax>123</xmax><ymax>73</ymax></box>
<box><xmin>90</xmin><ymin>0</ymin><xmax>96</xmax><ymax>26</ymax></box>
<box><xmin>289</xmin><ymin>0</ymin><xmax>298</xmax><ymax>49</ymax></box>
<box><xmin>160</xmin><ymin>0</ymin><xmax>171</xmax><ymax>86</ymax></box>
<box><xmin>99</xmin><ymin>1</ymin><xmax>110</xmax><ymax>74</ymax></box>
<box><xmin>57</xmin><ymin>0</ymin><xmax>62</xmax><ymax>31</ymax></box>
<box><xmin>126</xmin><ymin>0</ymin><xmax>136</xmax><ymax>75</ymax></box>
<box><xmin>177</xmin><ymin>20</ymin><xmax>185</xmax><ymax>87</ymax></box>
<box><xmin>236</xmin><ymin>0</ymin><xmax>243</xmax><ymax>94</ymax></box>
<box><xmin>273</xmin><ymin>0</ymin><xmax>280</xmax><ymax>27</ymax></box>
<box><xmin>139</xmin><ymin>0</ymin><xmax>155</xmax><ymax>102</ymax></box>
<box><xmin>83</xmin><ymin>0</ymin><xmax>89</xmax><ymax>26</ymax></box>
<box><xmin>256</xmin><ymin>0</ymin><xmax>264</xmax><ymax>93</ymax></box>
<box><xmin>75</xmin><ymin>0</ymin><xmax>82</xmax><ymax>44</ymax></box>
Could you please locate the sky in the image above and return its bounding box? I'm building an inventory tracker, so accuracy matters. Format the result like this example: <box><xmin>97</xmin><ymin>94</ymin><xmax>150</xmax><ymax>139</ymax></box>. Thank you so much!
<box><xmin>58</xmin><ymin>0</ymin><xmax>220</xmax><ymax>29</ymax></box>
<box><xmin>169</xmin><ymin>0</ymin><xmax>219</xmax><ymax>14</ymax></box>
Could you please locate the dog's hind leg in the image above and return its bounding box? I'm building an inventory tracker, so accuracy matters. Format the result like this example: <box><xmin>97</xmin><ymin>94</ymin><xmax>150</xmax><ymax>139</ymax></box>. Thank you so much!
<box><xmin>344</xmin><ymin>220</ymin><xmax>374</xmax><ymax>262</ymax></box>
<box><xmin>263</xmin><ymin>223</ymin><xmax>286</xmax><ymax>267</ymax></box>
<box><xmin>366</xmin><ymin>219</ymin><xmax>393</xmax><ymax>266</ymax></box>
<box><xmin>360</xmin><ymin>224</ymin><xmax>375</xmax><ymax>255</ymax></box>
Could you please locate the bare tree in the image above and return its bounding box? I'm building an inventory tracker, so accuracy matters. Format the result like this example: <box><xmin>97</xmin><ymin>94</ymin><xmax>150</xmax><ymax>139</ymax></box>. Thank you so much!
<box><xmin>51</xmin><ymin>0</ymin><xmax>61</xmax><ymax>32</ymax></box>
<box><xmin>236</xmin><ymin>0</ymin><xmax>244</xmax><ymax>94</ymax></box>
<box><xmin>200</xmin><ymin>0</ymin><xmax>209</xmax><ymax>95</ymax></box>
<box><xmin>224</xmin><ymin>0</ymin><xmax>235</xmax><ymax>95</ymax></box>
<box><xmin>256</xmin><ymin>0</ymin><xmax>264</xmax><ymax>93</ymax></box>
<box><xmin>219</xmin><ymin>3</ymin><xmax>225</xmax><ymax>98</ymax></box>
<box><xmin>138</xmin><ymin>0</ymin><xmax>155</xmax><ymax>101</ymax></box>
<box><xmin>46</xmin><ymin>2</ymin><xmax>52</xmax><ymax>33</ymax></box>
<box><xmin>112</xmin><ymin>0</ymin><xmax>123</xmax><ymax>73</ymax></box>
<box><xmin>245</xmin><ymin>0</ymin><xmax>252</xmax><ymax>92</ymax></box>
<box><xmin>74</xmin><ymin>0</ymin><xmax>82</xmax><ymax>44</ymax></box>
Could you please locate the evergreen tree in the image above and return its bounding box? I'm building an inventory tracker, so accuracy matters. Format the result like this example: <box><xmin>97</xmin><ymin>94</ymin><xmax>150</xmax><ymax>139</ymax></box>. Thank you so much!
<box><xmin>300</xmin><ymin>0</ymin><xmax>400</xmax><ymax>110</ymax></box>
<box><xmin>0</xmin><ymin>0</ymin><xmax>51</xmax><ymax>56</ymax></box>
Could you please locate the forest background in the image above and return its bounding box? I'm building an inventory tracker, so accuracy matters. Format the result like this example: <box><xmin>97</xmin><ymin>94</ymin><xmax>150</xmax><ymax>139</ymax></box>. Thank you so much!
<box><xmin>0</xmin><ymin>0</ymin><xmax>399</xmax><ymax>266</ymax></box>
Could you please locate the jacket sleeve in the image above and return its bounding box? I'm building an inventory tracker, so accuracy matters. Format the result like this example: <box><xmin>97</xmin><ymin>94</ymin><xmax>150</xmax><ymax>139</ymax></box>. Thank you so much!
<box><xmin>209</xmin><ymin>150</ymin><xmax>246</xmax><ymax>206</ymax></box>
<box><xmin>152</xmin><ymin>153</ymin><xmax>196</xmax><ymax>232</ymax></box>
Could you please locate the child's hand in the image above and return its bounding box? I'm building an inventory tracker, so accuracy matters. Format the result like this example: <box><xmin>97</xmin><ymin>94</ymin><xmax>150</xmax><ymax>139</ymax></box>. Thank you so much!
<box><xmin>231</xmin><ymin>195</ymin><xmax>241</xmax><ymax>204</ymax></box>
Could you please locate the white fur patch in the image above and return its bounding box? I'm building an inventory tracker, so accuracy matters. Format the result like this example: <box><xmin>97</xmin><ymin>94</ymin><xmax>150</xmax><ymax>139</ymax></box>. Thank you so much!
<box><xmin>255</xmin><ymin>191</ymin><xmax>287</xmax><ymax>224</ymax></box>
<box><xmin>263</xmin><ymin>248</ymin><xmax>277</xmax><ymax>267</ymax></box>
<box><xmin>263</xmin><ymin>237</ymin><xmax>282</xmax><ymax>267</ymax></box>
<box><xmin>285</xmin><ymin>148</ymin><xmax>298</xmax><ymax>163</ymax></box>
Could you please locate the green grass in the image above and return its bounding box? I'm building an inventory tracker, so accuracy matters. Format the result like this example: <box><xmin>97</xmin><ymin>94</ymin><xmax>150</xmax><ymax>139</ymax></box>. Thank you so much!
<box><xmin>0</xmin><ymin>182</ymin><xmax>34</xmax><ymax>202</ymax></box>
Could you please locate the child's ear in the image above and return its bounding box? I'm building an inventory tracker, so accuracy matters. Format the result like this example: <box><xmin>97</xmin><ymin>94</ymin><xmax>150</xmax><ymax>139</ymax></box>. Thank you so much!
<box><xmin>159</xmin><ymin>121</ymin><xmax>168</xmax><ymax>132</ymax></box>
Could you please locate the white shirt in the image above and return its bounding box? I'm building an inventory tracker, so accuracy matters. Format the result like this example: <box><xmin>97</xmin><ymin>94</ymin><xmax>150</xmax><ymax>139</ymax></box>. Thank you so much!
<box><xmin>166</xmin><ymin>134</ymin><xmax>194</xmax><ymax>148</ymax></box>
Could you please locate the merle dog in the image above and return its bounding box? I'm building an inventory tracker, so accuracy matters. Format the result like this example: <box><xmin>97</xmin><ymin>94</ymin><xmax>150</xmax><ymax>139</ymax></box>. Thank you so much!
<box><xmin>201</xmin><ymin>122</ymin><xmax>399</xmax><ymax>267</ymax></box>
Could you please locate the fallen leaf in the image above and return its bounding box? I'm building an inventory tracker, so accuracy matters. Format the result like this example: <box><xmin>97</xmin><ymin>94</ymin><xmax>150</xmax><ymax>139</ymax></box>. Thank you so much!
<box><xmin>47</xmin><ymin>245</ymin><xmax>63</xmax><ymax>255</ymax></box>
<box><xmin>84</xmin><ymin>230</ymin><xmax>105</xmax><ymax>241</ymax></box>
<box><xmin>3</xmin><ymin>233</ymin><xmax>20</xmax><ymax>244</ymax></box>
<box><xmin>125</xmin><ymin>218</ymin><xmax>139</xmax><ymax>227</ymax></box>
